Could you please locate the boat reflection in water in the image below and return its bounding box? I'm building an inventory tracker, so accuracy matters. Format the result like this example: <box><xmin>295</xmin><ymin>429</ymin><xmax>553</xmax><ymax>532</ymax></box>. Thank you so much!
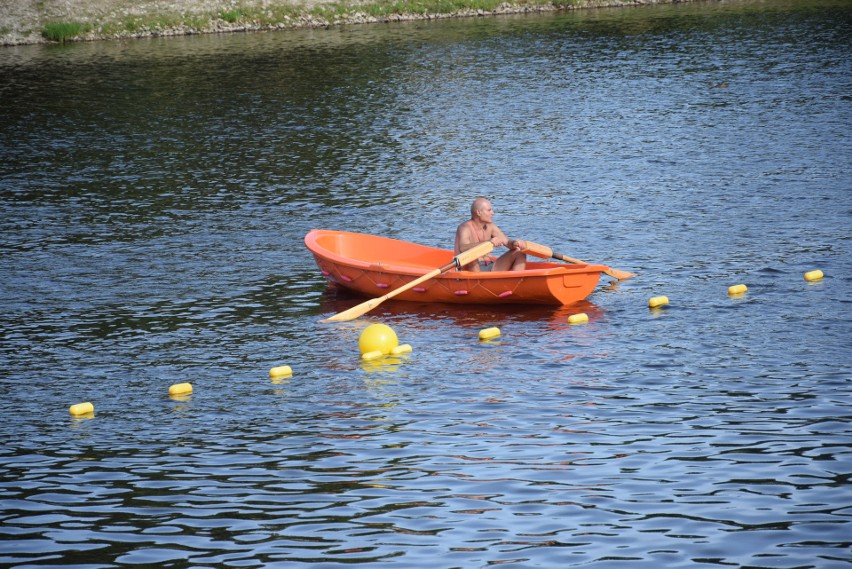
<box><xmin>319</xmin><ymin>287</ymin><xmax>608</xmax><ymax>331</ymax></box>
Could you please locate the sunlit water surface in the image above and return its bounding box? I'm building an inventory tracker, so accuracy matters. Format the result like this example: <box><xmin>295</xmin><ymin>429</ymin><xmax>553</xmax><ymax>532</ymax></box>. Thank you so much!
<box><xmin>1</xmin><ymin>0</ymin><xmax>850</xmax><ymax>567</ymax></box>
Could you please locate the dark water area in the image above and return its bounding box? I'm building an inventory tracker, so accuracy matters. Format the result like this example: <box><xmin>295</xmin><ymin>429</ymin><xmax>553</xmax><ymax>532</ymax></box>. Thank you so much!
<box><xmin>1</xmin><ymin>0</ymin><xmax>851</xmax><ymax>567</ymax></box>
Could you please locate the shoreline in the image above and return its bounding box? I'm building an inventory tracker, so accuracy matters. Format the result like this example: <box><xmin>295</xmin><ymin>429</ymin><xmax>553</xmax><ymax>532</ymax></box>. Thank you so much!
<box><xmin>1</xmin><ymin>0</ymin><xmax>700</xmax><ymax>47</ymax></box>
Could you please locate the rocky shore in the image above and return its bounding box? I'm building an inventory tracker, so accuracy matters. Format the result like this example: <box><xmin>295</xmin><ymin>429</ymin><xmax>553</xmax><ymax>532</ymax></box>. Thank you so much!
<box><xmin>1</xmin><ymin>0</ymin><xmax>696</xmax><ymax>46</ymax></box>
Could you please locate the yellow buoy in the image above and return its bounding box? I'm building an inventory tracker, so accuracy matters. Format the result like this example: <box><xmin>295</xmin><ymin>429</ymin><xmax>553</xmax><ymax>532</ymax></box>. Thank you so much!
<box><xmin>391</xmin><ymin>344</ymin><xmax>412</xmax><ymax>355</ymax></box>
<box><xmin>168</xmin><ymin>382</ymin><xmax>192</xmax><ymax>396</ymax></box>
<box><xmin>359</xmin><ymin>323</ymin><xmax>399</xmax><ymax>355</ymax></box>
<box><xmin>568</xmin><ymin>313</ymin><xmax>589</xmax><ymax>324</ymax></box>
<box><xmin>269</xmin><ymin>365</ymin><xmax>293</xmax><ymax>379</ymax></box>
<box><xmin>649</xmin><ymin>296</ymin><xmax>669</xmax><ymax>308</ymax></box>
<box><xmin>728</xmin><ymin>284</ymin><xmax>748</xmax><ymax>295</ymax></box>
<box><xmin>69</xmin><ymin>402</ymin><xmax>94</xmax><ymax>416</ymax></box>
<box><xmin>479</xmin><ymin>327</ymin><xmax>501</xmax><ymax>340</ymax></box>
<box><xmin>804</xmin><ymin>269</ymin><xmax>823</xmax><ymax>282</ymax></box>
<box><xmin>361</xmin><ymin>350</ymin><xmax>384</xmax><ymax>361</ymax></box>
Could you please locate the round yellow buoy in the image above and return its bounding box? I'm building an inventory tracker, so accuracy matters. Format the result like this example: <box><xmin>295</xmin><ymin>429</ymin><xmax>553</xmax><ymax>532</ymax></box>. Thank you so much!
<box><xmin>568</xmin><ymin>313</ymin><xmax>589</xmax><ymax>324</ymax></box>
<box><xmin>361</xmin><ymin>350</ymin><xmax>384</xmax><ymax>361</ymax></box>
<box><xmin>269</xmin><ymin>365</ymin><xmax>293</xmax><ymax>379</ymax></box>
<box><xmin>169</xmin><ymin>382</ymin><xmax>192</xmax><ymax>396</ymax></box>
<box><xmin>358</xmin><ymin>323</ymin><xmax>399</xmax><ymax>355</ymax></box>
<box><xmin>649</xmin><ymin>296</ymin><xmax>669</xmax><ymax>308</ymax></box>
<box><xmin>804</xmin><ymin>270</ymin><xmax>823</xmax><ymax>282</ymax></box>
<box><xmin>391</xmin><ymin>344</ymin><xmax>412</xmax><ymax>355</ymax></box>
<box><xmin>69</xmin><ymin>402</ymin><xmax>94</xmax><ymax>416</ymax></box>
<box><xmin>728</xmin><ymin>284</ymin><xmax>748</xmax><ymax>295</ymax></box>
<box><xmin>479</xmin><ymin>327</ymin><xmax>501</xmax><ymax>340</ymax></box>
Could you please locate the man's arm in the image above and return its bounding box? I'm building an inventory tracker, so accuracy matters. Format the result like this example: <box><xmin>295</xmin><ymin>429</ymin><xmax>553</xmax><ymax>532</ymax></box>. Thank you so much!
<box><xmin>488</xmin><ymin>224</ymin><xmax>510</xmax><ymax>248</ymax></box>
<box><xmin>490</xmin><ymin>225</ymin><xmax>525</xmax><ymax>250</ymax></box>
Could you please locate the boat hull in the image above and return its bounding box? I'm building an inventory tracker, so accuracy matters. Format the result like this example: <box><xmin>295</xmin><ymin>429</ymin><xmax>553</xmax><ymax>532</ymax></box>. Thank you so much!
<box><xmin>305</xmin><ymin>229</ymin><xmax>607</xmax><ymax>306</ymax></box>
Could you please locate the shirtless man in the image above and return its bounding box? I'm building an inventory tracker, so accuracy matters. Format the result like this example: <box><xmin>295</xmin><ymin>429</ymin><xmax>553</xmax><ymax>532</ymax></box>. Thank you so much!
<box><xmin>454</xmin><ymin>197</ymin><xmax>527</xmax><ymax>272</ymax></box>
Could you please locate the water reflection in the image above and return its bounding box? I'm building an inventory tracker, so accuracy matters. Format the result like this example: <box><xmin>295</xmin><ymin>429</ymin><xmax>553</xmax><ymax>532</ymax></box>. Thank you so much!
<box><xmin>318</xmin><ymin>288</ymin><xmax>608</xmax><ymax>326</ymax></box>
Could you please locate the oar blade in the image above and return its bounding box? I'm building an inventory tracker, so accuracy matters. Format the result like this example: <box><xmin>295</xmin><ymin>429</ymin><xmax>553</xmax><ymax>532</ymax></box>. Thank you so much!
<box><xmin>604</xmin><ymin>267</ymin><xmax>636</xmax><ymax>280</ymax></box>
<box><xmin>321</xmin><ymin>298</ymin><xmax>383</xmax><ymax>323</ymax></box>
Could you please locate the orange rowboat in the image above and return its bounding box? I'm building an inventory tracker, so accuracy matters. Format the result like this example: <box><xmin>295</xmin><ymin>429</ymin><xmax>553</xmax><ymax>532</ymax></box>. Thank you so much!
<box><xmin>305</xmin><ymin>229</ymin><xmax>609</xmax><ymax>306</ymax></box>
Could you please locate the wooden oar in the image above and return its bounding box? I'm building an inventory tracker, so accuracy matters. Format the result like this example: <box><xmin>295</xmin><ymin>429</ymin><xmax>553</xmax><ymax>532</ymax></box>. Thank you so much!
<box><xmin>322</xmin><ymin>241</ymin><xmax>495</xmax><ymax>322</ymax></box>
<box><xmin>524</xmin><ymin>241</ymin><xmax>636</xmax><ymax>280</ymax></box>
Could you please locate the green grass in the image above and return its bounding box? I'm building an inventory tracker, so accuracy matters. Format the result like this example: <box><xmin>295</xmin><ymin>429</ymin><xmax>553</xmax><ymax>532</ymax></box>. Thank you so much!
<box><xmin>41</xmin><ymin>21</ymin><xmax>92</xmax><ymax>43</ymax></box>
<box><xmin>219</xmin><ymin>9</ymin><xmax>245</xmax><ymax>23</ymax></box>
<box><xmin>43</xmin><ymin>0</ymin><xmax>590</xmax><ymax>42</ymax></box>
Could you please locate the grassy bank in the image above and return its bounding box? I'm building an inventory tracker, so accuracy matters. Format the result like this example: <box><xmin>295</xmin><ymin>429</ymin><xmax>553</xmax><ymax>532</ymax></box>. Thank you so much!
<box><xmin>2</xmin><ymin>0</ymin><xmax>693</xmax><ymax>46</ymax></box>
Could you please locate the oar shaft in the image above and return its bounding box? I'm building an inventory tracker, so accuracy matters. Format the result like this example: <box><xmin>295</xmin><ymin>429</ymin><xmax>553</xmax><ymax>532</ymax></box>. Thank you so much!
<box><xmin>553</xmin><ymin>251</ymin><xmax>635</xmax><ymax>280</ymax></box>
<box><xmin>322</xmin><ymin>241</ymin><xmax>494</xmax><ymax>322</ymax></box>
<box><xmin>551</xmin><ymin>252</ymin><xmax>584</xmax><ymax>265</ymax></box>
<box><xmin>523</xmin><ymin>240</ymin><xmax>635</xmax><ymax>280</ymax></box>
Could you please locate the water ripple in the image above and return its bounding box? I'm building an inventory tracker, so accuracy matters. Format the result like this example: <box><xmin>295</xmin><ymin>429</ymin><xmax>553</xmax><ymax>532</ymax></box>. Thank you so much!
<box><xmin>2</xmin><ymin>1</ymin><xmax>851</xmax><ymax>567</ymax></box>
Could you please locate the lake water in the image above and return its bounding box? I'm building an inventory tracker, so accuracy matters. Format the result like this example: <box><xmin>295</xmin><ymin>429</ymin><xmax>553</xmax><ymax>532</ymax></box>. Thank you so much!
<box><xmin>1</xmin><ymin>0</ymin><xmax>850</xmax><ymax>567</ymax></box>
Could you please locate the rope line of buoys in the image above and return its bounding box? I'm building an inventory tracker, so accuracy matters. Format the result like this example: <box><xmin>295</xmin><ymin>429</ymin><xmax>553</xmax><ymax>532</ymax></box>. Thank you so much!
<box><xmin>643</xmin><ymin>268</ymin><xmax>826</xmax><ymax>312</ymax></box>
<box><xmin>65</xmin><ymin>268</ymin><xmax>829</xmax><ymax>416</ymax></box>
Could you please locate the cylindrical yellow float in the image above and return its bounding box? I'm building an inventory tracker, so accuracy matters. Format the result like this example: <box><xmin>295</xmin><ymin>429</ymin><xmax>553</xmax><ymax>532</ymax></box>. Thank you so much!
<box><xmin>568</xmin><ymin>313</ymin><xmax>589</xmax><ymax>324</ymax></box>
<box><xmin>648</xmin><ymin>296</ymin><xmax>669</xmax><ymax>308</ymax></box>
<box><xmin>804</xmin><ymin>270</ymin><xmax>823</xmax><ymax>281</ymax></box>
<box><xmin>479</xmin><ymin>327</ymin><xmax>501</xmax><ymax>340</ymax></box>
<box><xmin>728</xmin><ymin>284</ymin><xmax>748</xmax><ymax>295</ymax></box>
<box><xmin>269</xmin><ymin>365</ymin><xmax>293</xmax><ymax>379</ymax></box>
<box><xmin>169</xmin><ymin>382</ymin><xmax>193</xmax><ymax>396</ymax></box>
<box><xmin>361</xmin><ymin>350</ymin><xmax>384</xmax><ymax>361</ymax></box>
<box><xmin>391</xmin><ymin>344</ymin><xmax>412</xmax><ymax>355</ymax></box>
<box><xmin>69</xmin><ymin>402</ymin><xmax>94</xmax><ymax>416</ymax></box>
